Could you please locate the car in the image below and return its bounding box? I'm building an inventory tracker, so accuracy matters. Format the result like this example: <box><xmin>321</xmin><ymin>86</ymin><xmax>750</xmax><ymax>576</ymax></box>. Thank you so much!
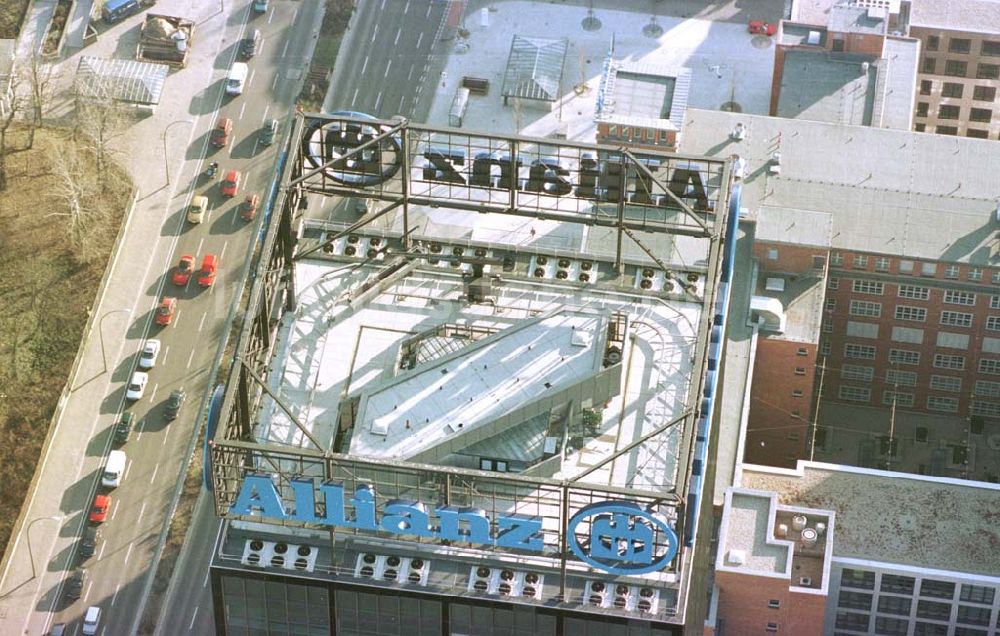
<box><xmin>155</xmin><ymin>296</ymin><xmax>177</xmax><ymax>326</ymax></box>
<box><xmin>252</xmin><ymin>0</ymin><xmax>268</xmax><ymax>13</ymax></box>
<box><xmin>240</xmin><ymin>194</ymin><xmax>260</xmax><ymax>221</ymax></box>
<box><xmin>50</xmin><ymin>623</ymin><xmax>66</xmax><ymax>636</ymax></box>
<box><xmin>241</xmin><ymin>28</ymin><xmax>261</xmax><ymax>58</ymax></box>
<box><xmin>125</xmin><ymin>371</ymin><xmax>148</xmax><ymax>401</ymax></box>
<box><xmin>197</xmin><ymin>254</ymin><xmax>218</xmax><ymax>287</ymax></box>
<box><xmin>172</xmin><ymin>254</ymin><xmax>195</xmax><ymax>285</ymax></box>
<box><xmin>113</xmin><ymin>412</ymin><xmax>133</xmax><ymax>445</ymax></box>
<box><xmin>89</xmin><ymin>495</ymin><xmax>110</xmax><ymax>524</ymax></box>
<box><xmin>221</xmin><ymin>170</ymin><xmax>241</xmax><ymax>197</ymax></box>
<box><xmin>65</xmin><ymin>569</ymin><xmax>85</xmax><ymax>600</ymax></box>
<box><xmin>748</xmin><ymin>19</ymin><xmax>777</xmax><ymax>35</ymax></box>
<box><xmin>260</xmin><ymin>118</ymin><xmax>278</xmax><ymax>146</ymax></box>
<box><xmin>79</xmin><ymin>526</ymin><xmax>99</xmax><ymax>561</ymax></box>
<box><xmin>210</xmin><ymin>117</ymin><xmax>233</xmax><ymax>147</ymax></box>
<box><xmin>138</xmin><ymin>339</ymin><xmax>161</xmax><ymax>369</ymax></box>
<box><xmin>82</xmin><ymin>605</ymin><xmax>101</xmax><ymax>635</ymax></box>
<box><xmin>165</xmin><ymin>388</ymin><xmax>186</xmax><ymax>420</ymax></box>
<box><xmin>187</xmin><ymin>195</ymin><xmax>208</xmax><ymax>224</ymax></box>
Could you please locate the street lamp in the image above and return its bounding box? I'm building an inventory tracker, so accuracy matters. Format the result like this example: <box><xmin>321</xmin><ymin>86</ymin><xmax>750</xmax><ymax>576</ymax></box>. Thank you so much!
<box><xmin>99</xmin><ymin>308</ymin><xmax>131</xmax><ymax>373</ymax></box>
<box><xmin>162</xmin><ymin>119</ymin><xmax>193</xmax><ymax>185</ymax></box>
<box><xmin>26</xmin><ymin>516</ymin><xmax>60</xmax><ymax>581</ymax></box>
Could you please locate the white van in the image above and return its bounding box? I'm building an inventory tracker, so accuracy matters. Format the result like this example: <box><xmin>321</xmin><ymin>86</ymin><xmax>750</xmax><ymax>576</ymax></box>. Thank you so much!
<box><xmin>225</xmin><ymin>62</ymin><xmax>249</xmax><ymax>95</ymax></box>
<box><xmin>101</xmin><ymin>450</ymin><xmax>127</xmax><ymax>488</ymax></box>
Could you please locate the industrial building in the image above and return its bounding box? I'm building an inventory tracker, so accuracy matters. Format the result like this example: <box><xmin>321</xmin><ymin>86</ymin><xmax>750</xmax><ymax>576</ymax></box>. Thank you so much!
<box><xmin>204</xmin><ymin>113</ymin><xmax>740</xmax><ymax>634</ymax></box>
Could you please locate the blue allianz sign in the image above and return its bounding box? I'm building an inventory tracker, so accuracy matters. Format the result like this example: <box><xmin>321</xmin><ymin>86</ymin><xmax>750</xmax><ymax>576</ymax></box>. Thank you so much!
<box><xmin>230</xmin><ymin>476</ymin><xmax>678</xmax><ymax>574</ymax></box>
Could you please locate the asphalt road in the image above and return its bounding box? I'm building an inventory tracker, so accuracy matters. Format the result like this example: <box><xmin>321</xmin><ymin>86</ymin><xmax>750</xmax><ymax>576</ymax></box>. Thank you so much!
<box><xmin>0</xmin><ymin>1</ymin><xmax>315</xmax><ymax>634</ymax></box>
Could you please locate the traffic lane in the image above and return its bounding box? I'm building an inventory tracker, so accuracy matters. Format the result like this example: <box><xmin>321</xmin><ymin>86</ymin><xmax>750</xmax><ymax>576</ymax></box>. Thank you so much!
<box><xmin>154</xmin><ymin>496</ymin><xmax>219</xmax><ymax>636</ymax></box>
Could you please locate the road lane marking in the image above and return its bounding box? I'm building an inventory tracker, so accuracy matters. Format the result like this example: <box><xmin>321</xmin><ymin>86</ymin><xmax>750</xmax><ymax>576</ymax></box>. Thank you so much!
<box><xmin>84</xmin><ymin>580</ymin><xmax>93</xmax><ymax>601</ymax></box>
<box><xmin>426</xmin><ymin>3</ymin><xmax>432</xmax><ymax>17</ymax></box>
<box><xmin>124</xmin><ymin>542</ymin><xmax>133</xmax><ymax>567</ymax></box>
<box><xmin>408</xmin><ymin>65</ymin><xmax>415</xmax><ymax>81</ymax></box>
<box><xmin>111</xmin><ymin>499</ymin><xmax>120</xmax><ymax>521</ymax></box>
<box><xmin>352</xmin><ymin>87</ymin><xmax>359</xmax><ymax>107</ymax></box>
<box><xmin>282</xmin><ymin>39</ymin><xmax>290</xmax><ymax>56</ymax></box>
<box><xmin>239</xmin><ymin>102</ymin><xmax>246</xmax><ymax>120</ymax></box>
<box><xmin>123</xmin><ymin>458</ymin><xmax>131</xmax><ymax>482</ymax></box>
<box><xmin>163</xmin><ymin>425</ymin><xmax>171</xmax><ymax>445</ymax></box>
<box><xmin>272</xmin><ymin>74</ymin><xmax>279</xmax><ymax>91</ymax></box>
<box><xmin>267</xmin><ymin>8</ymin><xmax>275</xmax><ymax>23</ymax></box>
<box><xmin>380</xmin><ymin>0</ymin><xmax>386</xmax><ymax>10</ymax></box>
<box><xmin>204</xmin><ymin>571</ymin><xmax>210</xmax><ymax>588</ymax></box>
<box><xmin>197</xmin><ymin>237</ymin><xmax>205</xmax><ymax>255</ymax></box>
<box><xmin>161</xmin><ymin>345</ymin><xmax>169</xmax><ymax>364</ymax></box>
<box><xmin>112</xmin><ymin>582</ymin><xmax>121</xmax><ymax>607</ymax></box>
<box><xmin>262</xmin><ymin>105</ymin><xmax>270</xmax><ymax>122</ymax></box>
<box><xmin>384</xmin><ymin>60</ymin><xmax>392</xmax><ymax>78</ymax></box>
<box><xmin>248</xmin><ymin>69</ymin><xmax>255</xmax><ymax>90</ymax></box>
<box><xmin>394</xmin><ymin>28</ymin><xmax>401</xmax><ymax>46</ymax></box>
<box><xmin>98</xmin><ymin>542</ymin><xmax>106</xmax><ymax>560</ymax></box>
<box><xmin>404</xmin><ymin>0</ymin><xmax>410</xmax><ymax>13</ymax></box>
<box><xmin>138</xmin><ymin>502</ymin><xmax>147</xmax><ymax>525</ymax></box>
<box><xmin>371</xmin><ymin>24</ymin><xmax>378</xmax><ymax>43</ymax></box>
<box><xmin>189</xmin><ymin>607</ymin><xmax>199</xmax><ymax>630</ymax></box>
<box><xmin>187</xmin><ymin>348</ymin><xmax>196</xmax><ymax>368</ymax></box>
<box><xmin>416</xmin><ymin>32</ymin><xmax>423</xmax><ymax>49</ymax></box>
<box><xmin>399</xmin><ymin>95</ymin><xmax>406</xmax><ymax>112</ymax></box>
<box><xmin>375</xmin><ymin>91</ymin><xmax>383</xmax><ymax>112</ymax></box>
<box><xmin>149</xmin><ymin>464</ymin><xmax>159</xmax><ymax>484</ymax></box>
<box><xmin>221</xmin><ymin>241</ymin><xmax>229</xmax><ymax>259</ymax></box>
<box><xmin>361</xmin><ymin>55</ymin><xmax>369</xmax><ymax>75</ymax></box>
<box><xmin>149</xmin><ymin>383</ymin><xmax>158</xmax><ymax>402</ymax></box>
<box><xmin>199</xmin><ymin>314</ymin><xmax>206</xmax><ymax>332</ymax></box>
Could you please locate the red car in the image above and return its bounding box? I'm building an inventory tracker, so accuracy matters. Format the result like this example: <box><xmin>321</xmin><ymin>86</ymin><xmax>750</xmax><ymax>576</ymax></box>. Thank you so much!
<box><xmin>155</xmin><ymin>296</ymin><xmax>177</xmax><ymax>326</ymax></box>
<box><xmin>90</xmin><ymin>494</ymin><xmax>110</xmax><ymax>524</ymax></box>
<box><xmin>748</xmin><ymin>19</ymin><xmax>777</xmax><ymax>36</ymax></box>
<box><xmin>210</xmin><ymin>117</ymin><xmax>233</xmax><ymax>147</ymax></box>
<box><xmin>172</xmin><ymin>255</ymin><xmax>195</xmax><ymax>285</ymax></box>
<box><xmin>221</xmin><ymin>170</ymin><xmax>241</xmax><ymax>197</ymax></box>
<box><xmin>240</xmin><ymin>194</ymin><xmax>260</xmax><ymax>221</ymax></box>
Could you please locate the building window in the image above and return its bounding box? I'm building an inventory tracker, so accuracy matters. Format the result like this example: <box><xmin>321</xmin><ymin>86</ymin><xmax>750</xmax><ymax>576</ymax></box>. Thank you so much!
<box><xmin>933</xmin><ymin>354</ymin><xmax>965</xmax><ymax>370</ymax></box>
<box><xmin>826</xmin><ymin>298</ymin><xmax>837</xmax><ymax>311</ymax></box>
<box><xmin>916</xmin><ymin>102</ymin><xmax>930</xmax><ymax>117</ymax></box>
<box><xmin>922</xmin><ymin>58</ymin><xmax>937</xmax><ymax>73</ymax></box>
<box><xmin>940</xmin><ymin>311</ymin><xmax>973</xmax><ymax>327</ymax></box>
<box><xmin>842</xmin><ymin>364</ymin><xmax>875</xmax><ymax>381</ymax></box>
<box><xmin>938</xmin><ymin>104</ymin><xmax>962</xmax><ymax>119</ymax></box>
<box><xmin>925</xmin><ymin>35</ymin><xmax>940</xmax><ymax>51</ymax></box>
<box><xmin>914</xmin><ymin>624</ymin><xmax>950</xmax><ymax>636</ymax></box>
<box><xmin>878</xmin><ymin>595</ymin><xmax>913</xmax><ymax>616</ymax></box>
<box><xmin>942</xmin><ymin>82</ymin><xmax>964</xmax><ymax>97</ymax></box>
<box><xmin>828</xmin><ymin>277</ymin><xmax>840</xmax><ymax>290</ymax></box>
<box><xmin>968</xmin><ymin>268</ymin><xmax>983</xmax><ymax>281</ymax></box>
<box><xmin>949</xmin><ymin>38</ymin><xmax>971</xmax><ymax>53</ymax></box>
<box><xmin>852</xmin><ymin>279</ymin><xmax>884</xmax><ymax>295</ymax></box>
<box><xmin>898</xmin><ymin>284</ymin><xmax>930</xmax><ymax>300</ymax></box>
<box><xmin>978</xmin><ymin>63</ymin><xmax>1000</xmax><ymax>79</ymax></box>
<box><xmin>768</xmin><ymin>599</ymin><xmax>781</xmax><ymax>609</ymax></box>
<box><xmin>835</xmin><ymin>611</ymin><xmax>870</xmax><ymax>631</ymax></box>
<box><xmin>973</xmin><ymin>85</ymin><xmax>997</xmax><ymax>101</ymax></box>
<box><xmin>954</xmin><ymin>627</ymin><xmax>989</xmax><ymax>636</ymax></box>
<box><xmin>838</xmin><ymin>590</ymin><xmax>872</xmax><ymax>610</ymax></box>
<box><xmin>928</xmin><ymin>396</ymin><xmax>959</xmax><ymax>412</ymax></box>
<box><xmin>945</xmin><ymin>59</ymin><xmax>969</xmax><ymax>76</ymax></box>
<box><xmin>875</xmin><ymin>616</ymin><xmax>909</xmax><ymax>636</ymax></box>
<box><xmin>895</xmin><ymin>306</ymin><xmax>927</xmax><ymax>322</ymax></box>
<box><xmin>971</xmin><ymin>400</ymin><xmax>1000</xmax><ymax>417</ymax></box>
<box><xmin>917</xmin><ymin>599</ymin><xmax>953</xmax><ymax>619</ymax></box>
<box><xmin>821</xmin><ymin>340</ymin><xmax>832</xmax><ymax>354</ymax></box>
<box><xmin>841</xmin><ymin>568</ymin><xmax>876</xmax><ymax>590</ymax></box>
<box><xmin>839</xmin><ymin>386</ymin><xmax>871</xmax><ymax>402</ymax></box>
<box><xmin>987</xmin><ymin>316</ymin><xmax>1000</xmax><ymax>331</ymax></box>
<box><xmin>974</xmin><ymin>379</ymin><xmax>1000</xmax><ymax>397</ymax></box>
<box><xmin>889</xmin><ymin>349</ymin><xmax>920</xmax><ymax>365</ymax></box>
<box><xmin>944</xmin><ymin>290</ymin><xmax>975</xmax><ymax>305</ymax></box>
<box><xmin>875</xmin><ymin>257</ymin><xmax>890</xmax><ymax>271</ymax></box>
<box><xmin>956</xmin><ymin>604</ymin><xmax>992</xmax><ymax>626</ymax></box>
<box><xmin>936</xmin><ymin>125</ymin><xmax>959</xmax><ymax>135</ymax></box>
<box><xmin>850</xmin><ymin>300</ymin><xmax>882</xmax><ymax>317</ymax></box>
<box><xmin>930</xmin><ymin>375</ymin><xmax>962</xmax><ymax>392</ymax></box>
<box><xmin>921</xmin><ymin>262</ymin><xmax>937</xmax><ymax>276</ymax></box>
<box><xmin>886</xmin><ymin>369</ymin><xmax>917</xmax><ymax>386</ymax></box>
<box><xmin>943</xmin><ymin>265</ymin><xmax>960</xmax><ymax>279</ymax></box>
<box><xmin>915</xmin><ymin>123</ymin><xmax>926</xmax><ymax>132</ymax></box>
<box><xmin>797</xmin><ymin>347</ymin><xmax>808</xmax><ymax>356</ymax></box>
<box><xmin>792</xmin><ymin>389</ymin><xmax>804</xmax><ymax>397</ymax></box>
<box><xmin>970</xmin><ymin>107</ymin><xmax>992</xmax><ymax>123</ymax></box>
<box><xmin>899</xmin><ymin>260</ymin><xmax>914</xmax><ymax>273</ymax></box>
<box><xmin>853</xmin><ymin>254</ymin><xmax>868</xmax><ymax>269</ymax></box>
<box><xmin>767</xmin><ymin>248</ymin><xmax>779</xmax><ymax>260</ymax></box>
<box><xmin>983</xmin><ymin>40</ymin><xmax>1000</xmax><ymax>56</ymax></box>
<box><xmin>883</xmin><ymin>391</ymin><xmax>915</xmax><ymax>407</ymax></box>
<box><xmin>967</xmin><ymin>129</ymin><xmax>990</xmax><ymax>138</ymax></box>
<box><xmin>845</xmin><ymin>343</ymin><xmax>876</xmax><ymax>359</ymax></box>
<box><xmin>831</xmin><ymin>252</ymin><xmax>844</xmax><ymax>266</ymax></box>
<box><xmin>919</xmin><ymin>79</ymin><xmax>933</xmax><ymax>95</ymax></box>
<box><xmin>765</xmin><ymin>622</ymin><xmax>778</xmax><ymax>633</ymax></box>
<box><xmin>822</xmin><ymin>321</ymin><xmax>833</xmax><ymax>334</ymax></box>
<box><xmin>794</xmin><ymin>367</ymin><xmax>807</xmax><ymax>375</ymax></box>
<box><xmin>979</xmin><ymin>358</ymin><xmax>1000</xmax><ymax>375</ymax></box>
<box><xmin>881</xmin><ymin>574</ymin><xmax>916</xmax><ymax>594</ymax></box>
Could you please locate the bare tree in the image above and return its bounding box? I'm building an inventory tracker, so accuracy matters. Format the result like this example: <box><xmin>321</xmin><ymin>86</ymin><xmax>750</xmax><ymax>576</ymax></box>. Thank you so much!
<box><xmin>24</xmin><ymin>56</ymin><xmax>59</xmax><ymax>150</ymax></box>
<box><xmin>0</xmin><ymin>71</ymin><xmax>25</xmax><ymax>191</ymax></box>
<box><xmin>48</xmin><ymin>141</ymin><xmax>102</xmax><ymax>250</ymax></box>
<box><xmin>73</xmin><ymin>92</ymin><xmax>127</xmax><ymax>191</ymax></box>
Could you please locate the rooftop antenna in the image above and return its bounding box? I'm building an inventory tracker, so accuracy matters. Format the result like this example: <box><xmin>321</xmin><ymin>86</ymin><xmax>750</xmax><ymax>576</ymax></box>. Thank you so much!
<box><xmin>582</xmin><ymin>0</ymin><xmax>601</xmax><ymax>31</ymax></box>
<box><xmin>642</xmin><ymin>15</ymin><xmax>663</xmax><ymax>38</ymax></box>
<box><xmin>574</xmin><ymin>49</ymin><xmax>591</xmax><ymax>95</ymax></box>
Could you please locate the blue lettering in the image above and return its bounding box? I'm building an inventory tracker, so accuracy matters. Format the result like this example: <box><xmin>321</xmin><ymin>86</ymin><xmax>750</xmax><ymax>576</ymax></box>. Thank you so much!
<box><xmin>380</xmin><ymin>500</ymin><xmax>434</xmax><ymax>537</ymax></box>
<box><xmin>436</xmin><ymin>506</ymin><xmax>493</xmax><ymax>544</ymax></box>
<box><xmin>495</xmin><ymin>514</ymin><xmax>543</xmax><ymax>551</ymax></box>
<box><xmin>320</xmin><ymin>481</ymin><xmax>351</xmax><ymax>526</ymax></box>
<box><xmin>351</xmin><ymin>485</ymin><xmax>378</xmax><ymax>530</ymax></box>
<box><xmin>230</xmin><ymin>475</ymin><xmax>286</xmax><ymax>519</ymax></box>
<box><xmin>288</xmin><ymin>478</ymin><xmax>319</xmax><ymax>523</ymax></box>
<box><xmin>589</xmin><ymin>512</ymin><xmax>654</xmax><ymax>564</ymax></box>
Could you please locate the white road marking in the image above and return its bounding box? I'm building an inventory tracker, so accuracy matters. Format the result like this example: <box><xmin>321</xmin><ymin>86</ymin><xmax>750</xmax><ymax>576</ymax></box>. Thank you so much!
<box><xmin>111</xmin><ymin>499</ymin><xmax>120</xmax><ymax>521</ymax></box>
<box><xmin>112</xmin><ymin>582</ymin><xmax>121</xmax><ymax>607</ymax></box>
<box><xmin>426</xmin><ymin>2</ymin><xmax>432</xmax><ymax>17</ymax></box>
<box><xmin>239</xmin><ymin>102</ymin><xmax>246</xmax><ymax>120</ymax></box>
<box><xmin>262</xmin><ymin>105</ymin><xmax>269</xmax><ymax>122</ymax></box>
<box><xmin>375</xmin><ymin>91</ymin><xmax>383</xmax><ymax>111</ymax></box>
<box><xmin>203</xmin><ymin>571</ymin><xmax>210</xmax><ymax>588</ymax></box>
<box><xmin>124</xmin><ymin>542</ymin><xmax>133</xmax><ymax>567</ymax></box>
<box><xmin>272</xmin><ymin>74</ymin><xmax>279</xmax><ymax>90</ymax></box>
<box><xmin>138</xmin><ymin>502</ymin><xmax>147</xmax><ymax>525</ymax></box>
<box><xmin>404</xmin><ymin>0</ymin><xmax>410</xmax><ymax>13</ymax></box>
<box><xmin>267</xmin><ymin>8</ymin><xmax>275</xmax><ymax>23</ymax></box>
<box><xmin>380</xmin><ymin>0</ymin><xmax>386</xmax><ymax>10</ymax></box>
<box><xmin>361</xmin><ymin>55</ymin><xmax>369</xmax><ymax>75</ymax></box>
<box><xmin>248</xmin><ymin>69</ymin><xmax>255</xmax><ymax>89</ymax></box>
<box><xmin>351</xmin><ymin>86</ymin><xmax>359</xmax><ymax>107</ymax></box>
<box><xmin>398</xmin><ymin>95</ymin><xmax>405</xmax><ymax>112</ymax></box>
<box><xmin>292</xmin><ymin>7</ymin><xmax>297</xmax><ymax>22</ymax></box>
<box><xmin>149</xmin><ymin>463</ymin><xmax>159</xmax><ymax>484</ymax></box>
<box><xmin>408</xmin><ymin>65</ymin><xmax>415</xmax><ymax>81</ymax></box>
<box><xmin>163</xmin><ymin>425</ymin><xmax>171</xmax><ymax>445</ymax></box>
<box><xmin>187</xmin><ymin>348</ymin><xmax>196</xmax><ymax>368</ymax></box>
<box><xmin>416</xmin><ymin>32</ymin><xmax>423</xmax><ymax>49</ymax></box>
<box><xmin>282</xmin><ymin>39</ymin><xmax>290</xmax><ymax>56</ymax></box>
<box><xmin>189</xmin><ymin>607</ymin><xmax>199</xmax><ymax>630</ymax></box>
<box><xmin>84</xmin><ymin>580</ymin><xmax>93</xmax><ymax>601</ymax></box>
<box><xmin>221</xmin><ymin>241</ymin><xmax>229</xmax><ymax>259</ymax></box>
<box><xmin>371</xmin><ymin>24</ymin><xmax>378</xmax><ymax>43</ymax></box>
<box><xmin>149</xmin><ymin>383</ymin><xmax>158</xmax><ymax>402</ymax></box>
<box><xmin>199</xmin><ymin>314</ymin><xmax>206</xmax><ymax>332</ymax></box>
<box><xmin>394</xmin><ymin>28</ymin><xmax>401</xmax><ymax>45</ymax></box>
<box><xmin>161</xmin><ymin>345</ymin><xmax>169</xmax><ymax>364</ymax></box>
<box><xmin>123</xmin><ymin>458</ymin><xmax>131</xmax><ymax>482</ymax></box>
<box><xmin>98</xmin><ymin>543</ymin><xmax>106</xmax><ymax>560</ymax></box>
<box><xmin>384</xmin><ymin>60</ymin><xmax>392</xmax><ymax>78</ymax></box>
<box><xmin>197</xmin><ymin>237</ymin><xmax>204</xmax><ymax>254</ymax></box>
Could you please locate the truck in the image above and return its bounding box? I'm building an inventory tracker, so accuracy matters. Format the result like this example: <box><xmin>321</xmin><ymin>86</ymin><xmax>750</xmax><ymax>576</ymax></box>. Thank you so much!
<box><xmin>135</xmin><ymin>14</ymin><xmax>195</xmax><ymax>68</ymax></box>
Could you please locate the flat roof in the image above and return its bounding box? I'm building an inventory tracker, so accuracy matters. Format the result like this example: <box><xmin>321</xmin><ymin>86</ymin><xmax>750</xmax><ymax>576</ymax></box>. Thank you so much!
<box><xmin>681</xmin><ymin>109</ymin><xmax>1000</xmax><ymax>264</ymax></box>
<box><xmin>350</xmin><ymin>310</ymin><xmax>607</xmax><ymax>460</ymax></box>
<box><xmin>776</xmin><ymin>50</ymin><xmax>876</xmax><ymax>126</ymax></box>
<box><xmin>720</xmin><ymin>491</ymin><xmax>789</xmax><ymax>575</ymax></box>
<box><xmin>597</xmin><ymin>61</ymin><xmax>691</xmax><ymax>132</ymax></box>
<box><xmin>740</xmin><ymin>461</ymin><xmax>1000</xmax><ymax>576</ymax></box>
<box><xmin>827</xmin><ymin>4</ymin><xmax>887</xmax><ymax>36</ymax></box>
<box><xmin>876</xmin><ymin>37</ymin><xmax>919</xmax><ymax>130</ymax></box>
<box><xmin>909</xmin><ymin>0</ymin><xmax>1000</xmax><ymax>33</ymax></box>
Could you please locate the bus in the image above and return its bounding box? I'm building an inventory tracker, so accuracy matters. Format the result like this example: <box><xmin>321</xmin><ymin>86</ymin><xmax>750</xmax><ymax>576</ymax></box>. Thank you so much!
<box><xmin>101</xmin><ymin>0</ymin><xmax>143</xmax><ymax>24</ymax></box>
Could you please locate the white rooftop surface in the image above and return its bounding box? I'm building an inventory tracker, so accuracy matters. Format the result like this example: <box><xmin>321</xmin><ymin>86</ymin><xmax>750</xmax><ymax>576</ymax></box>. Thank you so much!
<box><xmin>258</xmin><ymin>260</ymin><xmax>702</xmax><ymax>492</ymax></box>
<box><xmin>425</xmin><ymin>2</ymin><xmax>777</xmax><ymax>140</ymax></box>
<box><xmin>351</xmin><ymin>310</ymin><xmax>606</xmax><ymax>460</ymax></box>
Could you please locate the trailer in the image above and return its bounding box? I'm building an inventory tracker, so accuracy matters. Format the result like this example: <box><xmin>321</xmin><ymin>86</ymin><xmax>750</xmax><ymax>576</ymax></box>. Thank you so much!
<box><xmin>136</xmin><ymin>14</ymin><xmax>195</xmax><ymax>68</ymax></box>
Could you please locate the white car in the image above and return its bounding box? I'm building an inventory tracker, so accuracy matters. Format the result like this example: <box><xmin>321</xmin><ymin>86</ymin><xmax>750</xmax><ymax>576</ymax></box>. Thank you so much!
<box><xmin>82</xmin><ymin>606</ymin><xmax>101</xmax><ymax>635</ymax></box>
<box><xmin>125</xmin><ymin>371</ymin><xmax>148</xmax><ymax>401</ymax></box>
<box><xmin>138</xmin><ymin>339</ymin><xmax>161</xmax><ymax>369</ymax></box>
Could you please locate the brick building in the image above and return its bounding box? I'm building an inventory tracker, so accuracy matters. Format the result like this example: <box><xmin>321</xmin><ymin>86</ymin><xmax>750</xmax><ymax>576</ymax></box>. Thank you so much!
<box><xmin>595</xmin><ymin>58</ymin><xmax>691</xmax><ymax>152</ymax></box>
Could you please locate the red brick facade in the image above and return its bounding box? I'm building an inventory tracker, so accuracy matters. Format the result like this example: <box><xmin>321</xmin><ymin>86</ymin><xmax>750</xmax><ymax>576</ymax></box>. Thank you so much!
<box><xmin>715</xmin><ymin>570</ymin><xmax>826</xmax><ymax>636</ymax></box>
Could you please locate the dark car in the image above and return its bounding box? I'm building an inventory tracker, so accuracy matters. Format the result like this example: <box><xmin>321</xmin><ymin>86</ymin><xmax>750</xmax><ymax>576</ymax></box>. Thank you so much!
<box><xmin>65</xmin><ymin>569</ymin><xmax>86</xmax><ymax>600</ymax></box>
<box><xmin>240</xmin><ymin>29</ymin><xmax>261</xmax><ymax>58</ymax></box>
<box><xmin>165</xmin><ymin>388</ymin><xmax>186</xmax><ymax>420</ymax></box>
<box><xmin>79</xmin><ymin>526</ymin><xmax>99</xmax><ymax>561</ymax></box>
<box><xmin>113</xmin><ymin>412</ymin><xmax>133</xmax><ymax>445</ymax></box>
<box><xmin>260</xmin><ymin>119</ymin><xmax>278</xmax><ymax>146</ymax></box>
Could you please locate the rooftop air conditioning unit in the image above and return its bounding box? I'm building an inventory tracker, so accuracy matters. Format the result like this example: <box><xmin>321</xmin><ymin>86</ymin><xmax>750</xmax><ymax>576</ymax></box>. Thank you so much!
<box><xmin>403</xmin><ymin>557</ymin><xmax>430</xmax><ymax>586</ymax></box>
<box><xmin>521</xmin><ymin>572</ymin><xmax>544</xmax><ymax>600</ymax></box>
<box><xmin>241</xmin><ymin>538</ymin><xmax>271</xmax><ymax>567</ymax></box>
<box><xmin>635</xmin><ymin>586</ymin><xmax>660</xmax><ymax>614</ymax></box>
<box><xmin>468</xmin><ymin>565</ymin><xmax>495</xmax><ymax>593</ymax></box>
<box><xmin>270</xmin><ymin>542</ymin><xmax>292</xmax><ymax>569</ymax></box>
<box><xmin>531</xmin><ymin>255</ymin><xmax>555</xmax><ymax>279</ymax></box>
<box><xmin>288</xmin><ymin>544</ymin><xmax>318</xmax><ymax>573</ymax></box>
<box><xmin>584</xmin><ymin>580</ymin><xmax>611</xmax><ymax>608</ymax></box>
<box><xmin>381</xmin><ymin>554</ymin><xmax>403</xmax><ymax>582</ymax></box>
<box><xmin>355</xmin><ymin>552</ymin><xmax>384</xmax><ymax>579</ymax></box>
